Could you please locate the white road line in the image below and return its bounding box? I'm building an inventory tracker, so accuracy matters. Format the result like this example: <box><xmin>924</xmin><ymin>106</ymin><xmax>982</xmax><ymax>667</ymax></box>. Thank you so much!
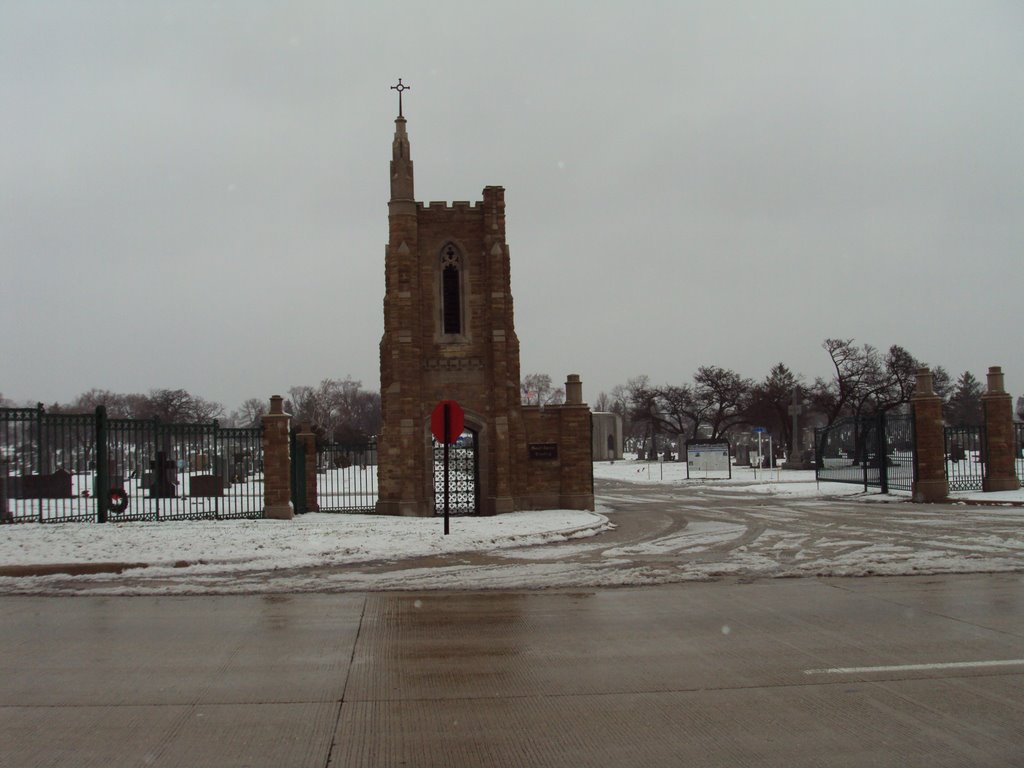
<box><xmin>804</xmin><ymin>659</ymin><xmax>1024</xmax><ymax>675</ymax></box>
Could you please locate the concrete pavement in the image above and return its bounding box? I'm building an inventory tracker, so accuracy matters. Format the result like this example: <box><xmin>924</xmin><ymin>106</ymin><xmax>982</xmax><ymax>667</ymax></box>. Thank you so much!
<box><xmin>2</xmin><ymin>574</ymin><xmax>1023</xmax><ymax>767</ymax></box>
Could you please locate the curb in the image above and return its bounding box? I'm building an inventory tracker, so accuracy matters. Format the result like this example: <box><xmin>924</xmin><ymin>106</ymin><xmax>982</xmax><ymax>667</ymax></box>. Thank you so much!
<box><xmin>0</xmin><ymin>562</ymin><xmax>148</xmax><ymax>578</ymax></box>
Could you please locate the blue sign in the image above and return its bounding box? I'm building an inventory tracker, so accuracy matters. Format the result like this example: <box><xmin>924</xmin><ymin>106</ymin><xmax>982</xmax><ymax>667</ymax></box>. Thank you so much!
<box><xmin>752</xmin><ymin>427</ymin><xmax>768</xmax><ymax>433</ymax></box>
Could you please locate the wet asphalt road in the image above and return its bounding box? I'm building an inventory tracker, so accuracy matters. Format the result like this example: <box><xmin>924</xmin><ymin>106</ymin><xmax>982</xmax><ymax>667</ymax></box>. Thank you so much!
<box><xmin>2</xmin><ymin>482</ymin><xmax>1023</xmax><ymax>765</ymax></box>
<box><xmin>2</xmin><ymin>576</ymin><xmax>1023</xmax><ymax>767</ymax></box>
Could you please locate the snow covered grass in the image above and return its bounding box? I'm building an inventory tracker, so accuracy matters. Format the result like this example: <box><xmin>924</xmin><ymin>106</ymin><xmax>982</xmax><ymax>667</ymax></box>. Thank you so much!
<box><xmin>0</xmin><ymin>510</ymin><xmax>609</xmax><ymax>573</ymax></box>
<box><xmin>593</xmin><ymin>458</ymin><xmax>1024</xmax><ymax>503</ymax></box>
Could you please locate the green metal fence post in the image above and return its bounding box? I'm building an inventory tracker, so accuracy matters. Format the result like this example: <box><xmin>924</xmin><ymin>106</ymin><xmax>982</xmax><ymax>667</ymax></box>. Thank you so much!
<box><xmin>861</xmin><ymin>419</ymin><xmax>868</xmax><ymax>492</ymax></box>
<box><xmin>878</xmin><ymin>412</ymin><xmax>889</xmax><ymax>495</ymax></box>
<box><xmin>95</xmin><ymin>405</ymin><xmax>109</xmax><ymax>523</ymax></box>
<box><xmin>36</xmin><ymin>403</ymin><xmax>44</xmax><ymax>523</ymax></box>
<box><xmin>290</xmin><ymin>429</ymin><xmax>306</xmax><ymax>514</ymax></box>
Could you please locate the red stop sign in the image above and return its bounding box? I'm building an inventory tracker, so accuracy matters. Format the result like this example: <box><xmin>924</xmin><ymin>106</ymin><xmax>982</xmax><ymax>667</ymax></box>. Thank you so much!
<box><xmin>431</xmin><ymin>400</ymin><xmax>465</xmax><ymax>444</ymax></box>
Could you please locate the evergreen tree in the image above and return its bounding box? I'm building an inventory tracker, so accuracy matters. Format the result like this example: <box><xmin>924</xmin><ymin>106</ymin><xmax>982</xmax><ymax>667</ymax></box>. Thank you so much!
<box><xmin>944</xmin><ymin>371</ymin><xmax>983</xmax><ymax>426</ymax></box>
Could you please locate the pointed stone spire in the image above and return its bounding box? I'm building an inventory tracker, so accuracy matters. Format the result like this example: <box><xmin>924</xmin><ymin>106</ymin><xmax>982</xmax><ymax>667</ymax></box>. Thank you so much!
<box><xmin>389</xmin><ymin>79</ymin><xmax>414</xmax><ymax>202</ymax></box>
<box><xmin>390</xmin><ymin>117</ymin><xmax>414</xmax><ymax>201</ymax></box>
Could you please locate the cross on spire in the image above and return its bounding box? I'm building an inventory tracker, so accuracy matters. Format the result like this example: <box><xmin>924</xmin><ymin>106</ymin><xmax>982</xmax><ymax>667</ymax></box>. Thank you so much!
<box><xmin>391</xmin><ymin>78</ymin><xmax>410</xmax><ymax>118</ymax></box>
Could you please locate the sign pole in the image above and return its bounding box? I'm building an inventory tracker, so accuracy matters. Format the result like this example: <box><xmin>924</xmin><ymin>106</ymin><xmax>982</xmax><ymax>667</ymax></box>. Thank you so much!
<box><xmin>443</xmin><ymin>402</ymin><xmax>450</xmax><ymax>535</ymax></box>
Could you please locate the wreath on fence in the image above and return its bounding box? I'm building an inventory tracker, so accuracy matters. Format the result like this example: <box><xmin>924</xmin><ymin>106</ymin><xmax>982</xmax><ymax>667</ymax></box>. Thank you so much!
<box><xmin>108</xmin><ymin>488</ymin><xmax>129</xmax><ymax>514</ymax></box>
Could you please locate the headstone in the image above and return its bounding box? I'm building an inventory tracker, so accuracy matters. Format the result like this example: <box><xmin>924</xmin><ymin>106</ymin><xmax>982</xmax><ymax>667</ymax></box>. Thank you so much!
<box><xmin>148</xmin><ymin>452</ymin><xmax>178</xmax><ymax>498</ymax></box>
<box><xmin>19</xmin><ymin>468</ymin><xmax>73</xmax><ymax>499</ymax></box>
<box><xmin>214</xmin><ymin>455</ymin><xmax>231</xmax><ymax>489</ymax></box>
<box><xmin>734</xmin><ymin>444</ymin><xmax>751</xmax><ymax>466</ymax></box>
<box><xmin>189</xmin><ymin>475</ymin><xmax>224</xmax><ymax>497</ymax></box>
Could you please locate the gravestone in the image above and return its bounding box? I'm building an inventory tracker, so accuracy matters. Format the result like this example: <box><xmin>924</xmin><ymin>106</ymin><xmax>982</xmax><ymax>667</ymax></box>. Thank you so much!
<box><xmin>189</xmin><ymin>475</ymin><xmax>224</xmax><ymax>497</ymax></box>
<box><xmin>734</xmin><ymin>444</ymin><xmax>751</xmax><ymax>466</ymax></box>
<box><xmin>213</xmin><ymin>455</ymin><xmax>232</xmax><ymax>489</ymax></box>
<box><xmin>15</xmin><ymin>468</ymin><xmax>73</xmax><ymax>499</ymax></box>
<box><xmin>148</xmin><ymin>452</ymin><xmax>178</xmax><ymax>498</ymax></box>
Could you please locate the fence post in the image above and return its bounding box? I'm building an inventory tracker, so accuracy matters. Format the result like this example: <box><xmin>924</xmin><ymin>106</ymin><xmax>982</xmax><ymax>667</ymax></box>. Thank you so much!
<box><xmin>261</xmin><ymin>395</ymin><xmax>294</xmax><ymax>520</ymax></box>
<box><xmin>981</xmin><ymin>366</ymin><xmax>1019</xmax><ymax>492</ymax></box>
<box><xmin>297</xmin><ymin>423</ymin><xmax>319</xmax><ymax>513</ymax></box>
<box><xmin>911</xmin><ymin>367</ymin><xmax>948</xmax><ymax>503</ymax></box>
<box><xmin>95</xmin><ymin>406</ymin><xmax>109</xmax><ymax>523</ymax></box>
<box><xmin>877</xmin><ymin>412</ymin><xmax>889</xmax><ymax>494</ymax></box>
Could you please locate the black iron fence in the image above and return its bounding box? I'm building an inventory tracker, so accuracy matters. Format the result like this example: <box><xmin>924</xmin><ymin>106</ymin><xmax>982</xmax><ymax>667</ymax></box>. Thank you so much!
<box><xmin>944</xmin><ymin>424</ymin><xmax>986</xmax><ymax>492</ymax></box>
<box><xmin>1</xmin><ymin>406</ymin><xmax>263</xmax><ymax>524</ymax></box>
<box><xmin>315</xmin><ymin>438</ymin><xmax>378</xmax><ymax>513</ymax></box>
<box><xmin>815</xmin><ymin>412</ymin><xmax>915</xmax><ymax>493</ymax></box>
<box><xmin>0</xmin><ymin>408</ymin><xmax>99</xmax><ymax>522</ymax></box>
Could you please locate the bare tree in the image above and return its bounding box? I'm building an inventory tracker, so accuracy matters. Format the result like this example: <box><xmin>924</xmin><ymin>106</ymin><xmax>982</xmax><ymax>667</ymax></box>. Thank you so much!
<box><xmin>520</xmin><ymin>373</ymin><xmax>565</xmax><ymax>406</ymax></box>
<box><xmin>625</xmin><ymin>375</ymin><xmax>662</xmax><ymax>458</ymax></box>
<box><xmin>931</xmin><ymin>365</ymin><xmax>953</xmax><ymax>405</ymax></box>
<box><xmin>231</xmin><ymin>398</ymin><xmax>268</xmax><ymax>427</ymax></box>
<box><xmin>655</xmin><ymin>384</ymin><xmax>702</xmax><ymax>442</ymax></box>
<box><xmin>693</xmin><ymin>365</ymin><xmax>754</xmax><ymax>439</ymax></box>
<box><xmin>810</xmin><ymin>339</ymin><xmax>917</xmax><ymax>426</ymax></box>
<box><xmin>809</xmin><ymin>339</ymin><xmax>873</xmax><ymax>426</ymax></box>
<box><xmin>286</xmin><ymin>378</ymin><xmax>381</xmax><ymax>440</ymax></box>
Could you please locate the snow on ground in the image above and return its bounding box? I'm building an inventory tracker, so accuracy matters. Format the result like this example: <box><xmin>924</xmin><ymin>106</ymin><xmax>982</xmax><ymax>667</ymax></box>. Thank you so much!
<box><xmin>0</xmin><ymin>510</ymin><xmax>609</xmax><ymax>572</ymax></box>
<box><xmin>1</xmin><ymin>460</ymin><xmax>1022</xmax><ymax>594</ymax></box>
<box><xmin>593</xmin><ymin>459</ymin><xmax>1024</xmax><ymax>504</ymax></box>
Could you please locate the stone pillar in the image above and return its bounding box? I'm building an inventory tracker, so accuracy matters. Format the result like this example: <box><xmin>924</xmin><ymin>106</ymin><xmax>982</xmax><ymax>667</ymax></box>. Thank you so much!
<box><xmin>297</xmin><ymin>423</ymin><xmax>319</xmax><ymax>512</ymax></box>
<box><xmin>565</xmin><ymin>374</ymin><xmax>583</xmax><ymax>406</ymax></box>
<box><xmin>558</xmin><ymin>374</ymin><xmax>594</xmax><ymax>510</ymax></box>
<box><xmin>981</xmin><ymin>366</ymin><xmax>1019</xmax><ymax>492</ymax></box>
<box><xmin>261</xmin><ymin>395</ymin><xmax>294</xmax><ymax>520</ymax></box>
<box><xmin>911</xmin><ymin>368</ymin><xmax>948</xmax><ymax>503</ymax></box>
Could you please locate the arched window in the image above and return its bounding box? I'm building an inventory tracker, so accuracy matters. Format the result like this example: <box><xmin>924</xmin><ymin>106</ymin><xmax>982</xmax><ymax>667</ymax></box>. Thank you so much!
<box><xmin>441</xmin><ymin>244</ymin><xmax>462</xmax><ymax>335</ymax></box>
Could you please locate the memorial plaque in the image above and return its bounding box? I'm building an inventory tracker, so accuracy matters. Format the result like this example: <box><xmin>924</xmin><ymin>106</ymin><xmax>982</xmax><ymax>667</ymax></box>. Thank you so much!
<box><xmin>528</xmin><ymin>443</ymin><xmax>558</xmax><ymax>460</ymax></box>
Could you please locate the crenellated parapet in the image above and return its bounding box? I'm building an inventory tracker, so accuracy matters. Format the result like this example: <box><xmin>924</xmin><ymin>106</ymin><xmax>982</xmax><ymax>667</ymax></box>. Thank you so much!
<box><xmin>419</xmin><ymin>200</ymin><xmax>481</xmax><ymax>211</ymax></box>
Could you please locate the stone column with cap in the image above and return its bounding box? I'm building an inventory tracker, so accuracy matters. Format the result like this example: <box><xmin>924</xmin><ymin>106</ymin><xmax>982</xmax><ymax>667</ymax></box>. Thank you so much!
<box><xmin>558</xmin><ymin>374</ymin><xmax>595</xmax><ymax>510</ymax></box>
<box><xmin>261</xmin><ymin>395</ymin><xmax>294</xmax><ymax>520</ymax></box>
<box><xmin>911</xmin><ymin>368</ymin><xmax>948</xmax><ymax>503</ymax></box>
<box><xmin>981</xmin><ymin>366</ymin><xmax>1019</xmax><ymax>492</ymax></box>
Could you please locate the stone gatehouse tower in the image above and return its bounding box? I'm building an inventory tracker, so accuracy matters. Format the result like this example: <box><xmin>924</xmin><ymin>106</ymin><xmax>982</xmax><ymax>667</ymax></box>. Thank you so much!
<box><xmin>375</xmin><ymin>99</ymin><xmax>593</xmax><ymax>517</ymax></box>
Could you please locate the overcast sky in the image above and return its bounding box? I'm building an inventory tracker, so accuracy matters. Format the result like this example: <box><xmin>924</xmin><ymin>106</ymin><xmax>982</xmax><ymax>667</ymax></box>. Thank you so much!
<box><xmin>2</xmin><ymin>1</ymin><xmax>1021</xmax><ymax>412</ymax></box>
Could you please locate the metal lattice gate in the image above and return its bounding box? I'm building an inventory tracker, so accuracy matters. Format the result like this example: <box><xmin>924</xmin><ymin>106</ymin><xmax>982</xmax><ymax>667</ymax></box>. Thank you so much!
<box><xmin>433</xmin><ymin>429</ymin><xmax>479</xmax><ymax>515</ymax></box>
<box><xmin>815</xmin><ymin>411</ymin><xmax>915</xmax><ymax>493</ymax></box>
<box><xmin>316</xmin><ymin>439</ymin><xmax>378</xmax><ymax>513</ymax></box>
<box><xmin>944</xmin><ymin>424</ymin><xmax>986</xmax><ymax>492</ymax></box>
<box><xmin>1016</xmin><ymin>423</ymin><xmax>1024</xmax><ymax>488</ymax></box>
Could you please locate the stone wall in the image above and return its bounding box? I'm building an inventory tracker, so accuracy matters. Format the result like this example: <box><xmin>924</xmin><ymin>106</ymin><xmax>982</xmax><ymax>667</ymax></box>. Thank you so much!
<box><xmin>515</xmin><ymin>377</ymin><xmax>594</xmax><ymax>511</ymax></box>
